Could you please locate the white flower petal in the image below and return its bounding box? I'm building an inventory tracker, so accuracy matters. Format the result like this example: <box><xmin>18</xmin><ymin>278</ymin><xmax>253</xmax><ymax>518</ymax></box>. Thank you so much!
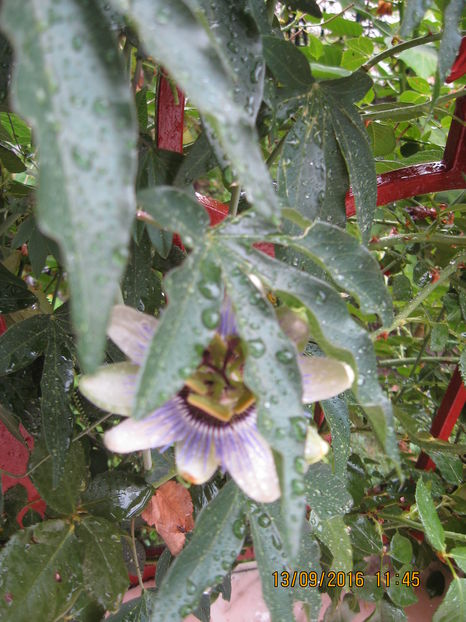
<box><xmin>304</xmin><ymin>426</ymin><xmax>330</xmax><ymax>465</ymax></box>
<box><xmin>107</xmin><ymin>305</ymin><xmax>158</xmax><ymax>364</ymax></box>
<box><xmin>104</xmin><ymin>399</ymin><xmax>186</xmax><ymax>453</ymax></box>
<box><xmin>175</xmin><ymin>438</ymin><xmax>219</xmax><ymax>485</ymax></box>
<box><xmin>298</xmin><ymin>356</ymin><xmax>355</xmax><ymax>403</ymax></box>
<box><xmin>79</xmin><ymin>362</ymin><xmax>138</xmax><ymax>415</ymax></box>
<box><xmin>218</xmin><ymin>421</ymin><xmax>280</xmax><ymax>503</ymax></box>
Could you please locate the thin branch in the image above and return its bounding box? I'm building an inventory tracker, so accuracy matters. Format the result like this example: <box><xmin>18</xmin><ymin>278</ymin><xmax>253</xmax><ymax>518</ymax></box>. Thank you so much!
<box><xmin>364</xmin><ymin>33</ymin><xmax>443</xmax><ymax>70</ymax></box>
<box><xmin>131</xmin><ymin>519</ymin><xmax>145</xmax><ymax>591</ymax></box>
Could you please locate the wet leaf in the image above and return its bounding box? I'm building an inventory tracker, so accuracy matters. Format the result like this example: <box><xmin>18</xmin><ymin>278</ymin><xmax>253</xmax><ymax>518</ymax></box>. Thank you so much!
<box><xmin>0</xmin><ymin>519</ymin><xmax>83</xmax><ymax>622</ymax></box>
<box><xmin>433</xmin><ymin>578</ymin><xmax>466</xmax><ymax>622</ymax></box>
<box><xmin>1</xmin><ymin>0</ymin><xmax>138</xmax><ymax>373</ymax></box>
<box><xmin>451</xmin><ymin>547</ymin><xmax>466</xmax><ymax>573</ymax></box>
<box><xmin>262</xmin><ymin>36</ymin><xmax>313</xmax><ymax>90</ymax></box>
<box><xmin>305</xmin><ymin>463</ymin><xmax>353</xmax><ymax>520</ymax></box>
<box><xmin>114</xmin><ymin>0</ymin><xmax>278</xmax><ymax>221</ymax></box>
<box><xmin>137</xmin><ymin>185</ymin><xmax>209</xmax><ymax>246</ymax></box>
<box><xmin>141</xmin><ymin>480</ymin><xmax>194</xmax><ymax>555</ymax></box>
<box><xmin>0</xmin><ymin>263</ymin><xmax>37</xmax><ymax>313</ymax></box>
<box><xmin>30</xmin><ymin>440</ymin><xmax>88</xmax><ymax>515</ymax></box>
<box><xmin>81</xmin><ymin>471</ymin><xmax>152</xmax><ymax>521</ymax></box>
<box><xmin>321</xmin><ymin>396</ymin><xmax>350</xmax><ymax>478</ymax></box>
<box><xmin>0</xmin><ymin>314</ymin><xmax>49</xmax><ymax>375</ymax></box>
<box><xmin>40</xmin><ymin>320</ymin><xmax>74</xmax><ymax>486</ymax></box>
<box><xmin>135</xmin><ymin>243</ymin><xmax>223</xmax><ymax>418</ymax></box>
<box><xmin>249</xmin><ymin>503</ymin><xmax>294</xmax><ymax>622</ymax></box>
<box><xmin>415</xmin><ymin>478</ymin><xmax>445</xmax><ymax>552</ymax></box>
<box><xmin>0</xmin><ymin>145</ymin><xmax>25</xmax><ymax>172</ymax></box>
<box><xmin>217</xmin><ymin>246</ymin><xmax>307</xmax><ymax>562</ymax></box>
<box><xmin>122</xmin><ymin>230</ymin><xmax>162</xmax><ymax>315</ymax></box>
<box><xmin>387</xmin><ymin>564</ymin><xmax>418</xmax><ymax>607</ymax></box>
<box><xmin>76</xmin><ymin>516</ymin><xmax>128</xmax><ymax>610</ymax></box>
<box><xmin>148</xmin><ymin>480</ymin><xmax>245</xmax><ymax>619</ymax></box>
<box><xmin>390</xmin><ymin>533</ymin><xmax>413</xmax><ymax>565</ymax></box>
<box><xmin>313</xmin><ymin>515</ymin><xmax>352</xmax><ymax>574</ymax></box>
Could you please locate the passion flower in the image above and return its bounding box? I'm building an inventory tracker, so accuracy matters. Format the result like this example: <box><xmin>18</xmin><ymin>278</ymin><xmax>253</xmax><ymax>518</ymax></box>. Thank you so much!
<box><xmin>79</xmin><ymin>303</ymin><xmax>354</xmax><ymax>503</ymax></box>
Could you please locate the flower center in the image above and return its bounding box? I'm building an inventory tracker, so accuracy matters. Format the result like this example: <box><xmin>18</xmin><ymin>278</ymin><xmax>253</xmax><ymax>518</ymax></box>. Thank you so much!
<box><xmin>183</xmin><ymin>334</ymin><xmax>255</xmax><ymax>422</ymax></box>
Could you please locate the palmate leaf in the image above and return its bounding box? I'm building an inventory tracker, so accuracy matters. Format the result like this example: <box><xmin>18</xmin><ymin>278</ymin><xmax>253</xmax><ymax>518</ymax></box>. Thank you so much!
<box><xmin>222</xmin><ymin>239</ymin><xmax>398</xmax><ymax>462</ymax></box>
<box><xmin>41</xmin><ymin>320</ymin><xmax>75</xmax><ymax>486</ymax></box>
<box><xmin>0</xmin><ymin>519</ymin><xmax>83</xmax><ymax>622</ymax></box>
<box><xmin>248</xmin><ymin>503</ymin><xmax>294</xmax><ymax>622</ymax></box>
<box><xmin>1</xmin><ymin>0</ymin><xmax>137</xmax><ymax>373</ymax></box>
<box><xmin>0</xmin><ymin>314</ymin><xmax>50</xmax><ymax>375</ymax></box>
<box><xmin>0</xmin><ymin>263</ymin><xmax>37</xmax><ymax>313</ymax></box>
<box><xmin>148</xmin><ymin>480</ymin><xmax>245</xmax><ymax>619</ymax></box>
<box><xmin>76</xmin><ymin>516</ymin><xmax>128</xmax><ymax>611</ymax></box>
<box><xmin>272</xmin><ymin>220</ymin><xmax>393</xmax><ymax>326</ymax></box>
<box><xmin>111</xmin><ymin>0</ymin><xmax>278</xmax><ymax>221</ymax></box>
<box><xmin>216</xmin><ymin>245</ymin><xmax>307</xmax><ymax>561</ymax></box>
<box><xmin>134</xmin><ymin>242</ymin><xmax>223</xmax><ymax>418</ymax></box>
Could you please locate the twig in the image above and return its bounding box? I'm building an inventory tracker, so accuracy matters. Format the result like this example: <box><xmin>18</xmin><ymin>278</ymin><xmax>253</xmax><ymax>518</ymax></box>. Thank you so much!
<box><xmin>131</xmin><ymin>519</ymin><xmax>145</xmax><ymax>591</ymax></box>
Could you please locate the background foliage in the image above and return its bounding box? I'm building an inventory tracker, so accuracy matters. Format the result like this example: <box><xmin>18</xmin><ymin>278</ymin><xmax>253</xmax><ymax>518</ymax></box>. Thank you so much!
<box><xmin>0</xmin><ymin>1</ymin><xmax>465</xmax><ymax>621</ymax></box>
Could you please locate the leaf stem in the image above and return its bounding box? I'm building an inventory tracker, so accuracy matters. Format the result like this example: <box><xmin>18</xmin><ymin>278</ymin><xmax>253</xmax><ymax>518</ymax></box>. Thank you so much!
<box><xmin>372</xmin><ymin>254</ymin><xmax>465</xmax><ymax>338</ymax></box>
<box><xmin>379</xmin><ymin>356</ymin><xmax>457</xmax><ymax>366</ymax></box>
<box><xmin>379</xmin><ymin>512</ymin><xmax>466</xmax><ymax>543</ymax></box>
<box><xmin>363</xmin><ymin>33</ymin><xmax>443</xmax><ymax>70</ymax></box>
<box><xmin>229</xmin><ymin>184</ymin><xmax>241</xmax><ymax>217</ymax></box>
<box><xmin>370</xmin><ymin>232</ymin><xmax>466</xmax><ymax>249</ymax></box>
<box><xmin>142</xmin><ymin>449</ymin><xmax>152</xmax><ymax>471</ymax></box>
<box><xmin>361</xmin><ymin>89</ymin><xmax>466</xmax><ymax>121</ymax></box>
<box><xmin>131</xmin><ymin>519</ymin><xmax>145</xmax><ymax>591</ymax></box>
<box><xmin>319</xmin><ymin>3</ymin><xmax>355</xmax><ymax>27</ymax></box>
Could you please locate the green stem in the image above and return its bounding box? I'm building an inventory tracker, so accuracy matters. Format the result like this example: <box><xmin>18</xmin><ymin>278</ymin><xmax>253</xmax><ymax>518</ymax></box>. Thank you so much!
<box><xmin>364</xmin><ymin>33</ymin><xmax>443</xmax><ymax>70</ymax></box>
<box><xmin>370</xmin><ymin>232</ymin><xmax>466</xmax><ymax>250</ymax></box>
<box><xmin>361</xmin><ymin>89</ymin><xmax>466</xmax><ymax>121</ymax></box>
<box><xmin>229</xmin><ymin>184</ymin><xmax>241</xmax><ymax>217</ymax></box>
<box><xmin>379</xmin><ymin>512</ymin><xmax>466</xmax><ymax>543</ymax></box>
<box><xmin>51</xmin><ymin>268</ymin><xmax>62</xmax><ymax>309</ymax></box>
<box><xmin>142</xmin><ymin>449</ymin><xmax>152</xmax><ymax>471</ymax></box>
<box><xmin>372</xmin><ymin>254</ymin><xmax>465</xmax><ymax>338</ymax></box>
<box><xmin>266</xmin><ymin>131</ymin><xmax>290</xmax><ymax>168</ymax></box>
<box><xmin>379</xmin><ymin>356</ymin><xmax>457</xmax><ymax>366</ymax></box>
<box><xmin>319</xmin><ymin>3</ymin><xmax>355</xmax><ymax>27</ymax></box>
<box><xmin>266</xmin><ymin>0</ymin><xmax>276</xmax><ymax>24</ymax></box>
<box><xmin>131</xmin><ymin>519</ymin><xmax>145</xmax><ymax>591</ymax></box>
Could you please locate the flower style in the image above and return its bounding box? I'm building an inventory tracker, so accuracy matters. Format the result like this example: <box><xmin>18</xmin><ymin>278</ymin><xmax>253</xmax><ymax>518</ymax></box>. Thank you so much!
<box><xmin>79</xmin><ymin>303</ymin><xmax>354</xmax><ymax>503</ymax></box>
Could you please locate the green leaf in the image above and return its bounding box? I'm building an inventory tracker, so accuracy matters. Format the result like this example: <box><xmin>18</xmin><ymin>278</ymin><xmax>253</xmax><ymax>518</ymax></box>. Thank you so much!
<box><xmin>0</xmin><ymin>263</ymin><xmax>37</xmax><ymax>313</ymax></box>
<box><xmin>321</xmin><ymin>396</ymin><xmax>350</xmax><ymax>478</ymax></box>
<box><xmin>368</xmin><ymin>122</ymin><xmax>396</xmax><ymax>157</ymax></box>
<box><xmin>229</xmin><ymin>245</ymin><xmax>397</xmax><ymax>462</ymax></box>
<box><xmin>277</xmin><ymin>101</ymin><xmax>347</xmax><ymax>227</ymax></box>
<box><xmin>173</xmin><ymin>130</ymin><xmax>218</xmax><ymax>188</ymax></box>
<box><xmin>106</xmin><ymin>591</ymin><xmax>154</xmax><ymax>621</ymax></box>
<box><xmin>399</xmin><ymin>46</ymin><xmax>438</xmax><ymax>80</ymax></box>
<box><xmin>116</xmin><ymin>0</ymin><xmax>278</xmax><ymax>221</ymax></box>
<box><xmin>451</xmin><ymin>547</ymin><xmax>466</xmax><ymax>573</ymax></box>
<box><xmin>30</xmin><ymin>440</ymin><xmax>88</xmax><ymax>515</ymax></box>
<box><xmin>81</xmin><ymin>471</ymin><xmax>152</xmax><ymax>521</ymax></box>
<box><xmin>41</xmin><ymin>320</ymin><xmax>74</xmax><ymax>486</ymax></box>
<box><xmin>249</xmin><ymin>503</ymin><xmax>294</xmax><ymax>622</ymax></box>
<box><xmin>0</xmin><ymin>403</ymin><xmax>27</xmax><ymax>446</ymax></box>
<box><xmin>76</xmin><ymin>516</ymin><xmax>128</xmax><ymax>611</ymax></box>
<box><xmin>0</xmin><ymin>519</ymin><xmax>83</xmax><ymax>622</ymax></box>
<box><xmin>293</xmin><ymin>522</ymin><xmax>322</xmax><ymax>615</ymax></box>
<box><xmin>286</xmin><ymin>0</ymin><xmax>322</xmax><ymax>18</ymax></box>
<box><xmin>0</xmin><ymin>144</ymin><xmax>26</xmax><ymax>172</ymax></box>
<box><xmin>278</xmin><ymin>221</ymin><xmax>393</xmax><ymax>325</ymax></box>
<box><xmin>137</xmin><ymin>186</ymin><xmax>210</xmax><ymax>246</ymax></box>
<box><xmin>262</xmin><ymin>36</ymin><xmax>313</xmax><ymax>90</ymax></box>
<box><xmin>309</xmin><ymin>63</ymin><xmax>352</xmax><ymax>79</ymax></box>
<box><xmin>319</xmin><ymin>73</ymin><xmax>376</xmax><ymax>242</ymax></box>
<box><xmin>346</xmin><ymin>515</ymin><xmax>382</xmax><ymax>556</ymax></box>
<box><xmin>1</xmin><ymin>0</ymin><xmax>138</xmax><ymax>373</ymax></box>
<box><xmin>148</xmin><ymin>480</ymin><xmax>245</xmax><ymax>619</ymax></box>
<box><xmin>135</xmin><ymin>243</ymin><xmax>222</xmax><ymax>418</ymax></box>
<box><xmin>460</xmin><ymin>350</ymin><xmax>466</xmax><ymax>384</ymax></box>
<box><xmin>322</xmin><ymin>14</ymin><xmax>364</xmax><ymax>37</ymax></box>
<box><xmin>392</xmin><ymin>275</ymin><xmax>413</xmax><ymax>301</ymax></box>
<box><xmin>433</xmin><ymin>578</ymin><xmax>466</xmax><ymax>622</ymax></box>
<box><xmin>429</xmin><ymin>452</ymin><xmax>463</xmax><ymax>485</ymax></box>
<box><xmin>438</xmin><ymin>0</ymin><xmax>464</xmax><ymax>83</ymax></box>
<box><xmin>415</xmin><ymin>478</ymin><xmax>445</xmax><ymax>552</ymax></box>
<box><xmin>400</xmin><ymin>0</ymin><xmax>434</xmax><ymax>36</ymax></box>
<box><xmin>0</xmin><ymin>314</ymin><xmax>50</xmax><ymax>375</ymax></box>
<box><xmin>217</xmin><ymin>247</ymin><xmax>306</xmax><ymax>561</ymax></box>
<box><xmin>387</xmin><ymin>564</ymin><xmax>418</xmax><ymax>607</ymax></box>
<box><xmin>371</xmin><ymin>598</ymin><xmax>408</xmax><ymax>622</ymax></box>
<box><xmin>314</xmin><ymin>515</ymin><xmax>352</xmax><ymax>573</ymax></box>
<box><xmin>122</xmin><ymin>231</ymin><xmax>162</xmax><ymax>315</ymax></box>
<box><xmin>390</xmin><ymin>533</ymin><xmax>413</xmax><ymax>565</ymax></box>
<box><xmin>305</xmin><ymin>463</ymin><xmax>353</xmax><ymax>520</ymax></box>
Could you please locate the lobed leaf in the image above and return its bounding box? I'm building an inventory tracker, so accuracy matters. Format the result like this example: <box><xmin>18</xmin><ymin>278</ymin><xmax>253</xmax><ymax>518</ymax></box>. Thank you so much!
<box><xmin>415</xmin><ymin>478</ymin><xmax>445</xmax><ymax>552</ymax></box>
<box><xmin>1</xmin><ymin>0</ymin><xmax>138</xmax><ymax>373</ymax></box>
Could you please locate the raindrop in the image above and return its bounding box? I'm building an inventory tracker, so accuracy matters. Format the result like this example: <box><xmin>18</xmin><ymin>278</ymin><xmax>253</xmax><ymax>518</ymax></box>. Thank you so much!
<box><xmin>247</xmin><ymin>338</ymin><xmax>265</xmax><ymax>358</ymax></box>
<box><xmin>291</xmin><ymin>479</ymin><xmax>306</xmax><ymax>495</ymax></box>
<box><xmin>276</xmin><ymin>348</ymin><xmax>294</xmax><ymax>364</ymax></box>
<box><xmin>72</xmin><ymin>35</ymin><xmax>83</xmax><ymax>51</ymax></box>
<box><xmin>35</xmin><ymin>88</ymin><xmax>46</xmax><ymax>103</ymax></box>
<box><xmin>258</xmin><ymin>513</ymin><xmax>271</xmax><ymax>527</ymax></box>
<box><xmin>271</xmin><ymin>534</ymin><xmax>282</xmax><ymax>550</ymax></box>
<box><xmin>201</xmin><ymin>308</ymin><xmax>220</xmax><ymax>329</ymax></box>
<box><xmin>232</xmin><ymin>519</ymin><xmax>246</xmax><ymax>538</ymax></box>
<box><xmin>71</xmin><ymin>146</ymin><xmax>92</xmax><ymax>171</ymax></box>
<box><xmin>317</xmin><ymin>190</ymin><xmax>325</xmax><ymax>205</ymax></box>
<box><xmin>275</xmin><ymin>427</ymin><xmax>286</xmax><ymax>439</ymax></box>
<box><xmin>179</xmin><ymin>605</ymin><xmax>192</xmax><ymax>617</ymax></box>
<box><xmin>294</xmin><ymin>456</ymin><xmax>308</xmax><ymax>474</ymax></box>
<box><xmin>290</xmin><ymin>417</ymin><xmax>307</xmax><ymax>441</ymax></box>
<box><xmin>186</xmin><ymin>580</ymin><xmax>196</xmax><ymax>595</ymax></box>
<box><xmin>93</xmin><ymin>97</ymin><xmax>110</xmax><ymax>116</ymax></box>
<box><xmin>250</xmin><ymin>61</ymin><xmax>262</xmax><ymax>83</ymax></box>
<box><xmin>198</xmin><ymin>279</ymin><xmax>221</xmax><ymax>300</ymax></box>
